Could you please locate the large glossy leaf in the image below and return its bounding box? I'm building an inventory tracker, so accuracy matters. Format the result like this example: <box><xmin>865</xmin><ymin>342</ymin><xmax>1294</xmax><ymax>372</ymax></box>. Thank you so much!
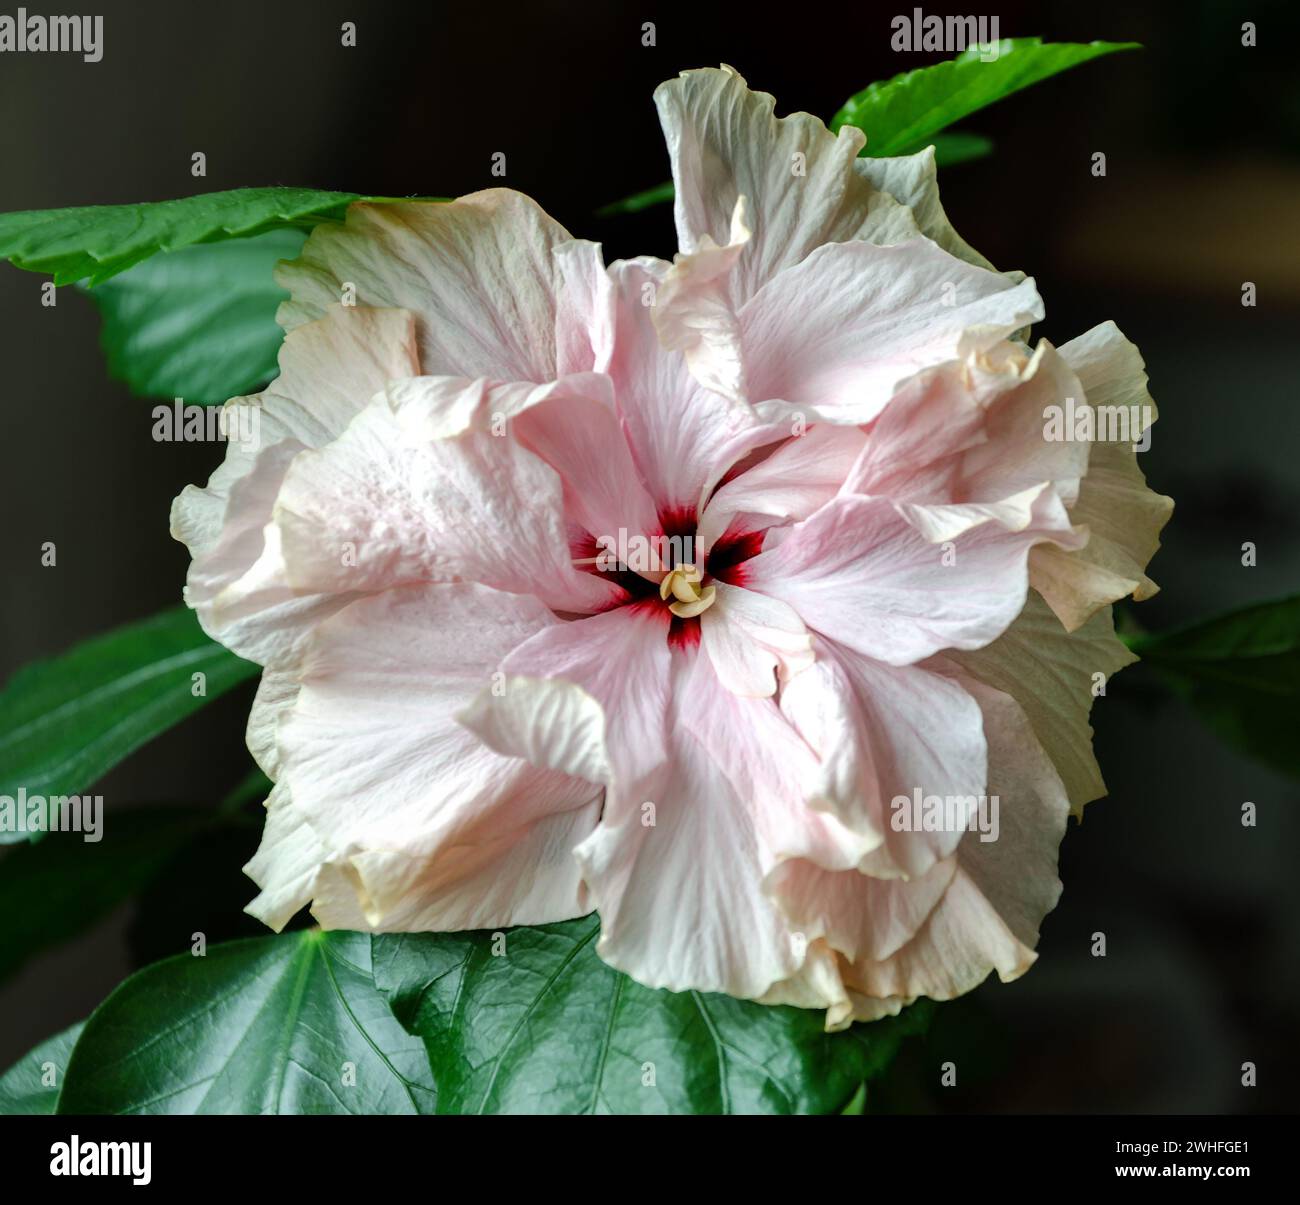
<box><xmin>0</xmin><ymin>807</ymin><xmax>206</xmax><ymax>982</ymax></box>
<box><xmin>372</xmin><ymin>914</ymin><xmax>930</xmax><ymax>1115</ymax></box>
<box><xmin>1127</xmin><ymin>595</ymin><xmax>1300</xmax><ymax>778</ymax></box>
<box><xmin>0</xmin><ymin>1021</ymin><xmax>84</xmax><ymax>1115</ymax></box>
<box><xmin>58</xmin><ymin>932</ymin><xmax>436</xmax><ymax>1115</ymax></box>
<box><xmin>0</xmin><ymin>187</ymin><xmax>372</xmax><ymax>286</ymax></box>
<box><xmin>0</xmin><ymin>606</ymin><xmax>258</xmax><ymax>843</ymax></box>
<box><xmin>86</xmin><ymin>229</ymin><xmax>304</xmax><ymax>403</ymax></box>
<box><xmin>830</xmin><ymin>38</ymin><xmax>1139</xmax><ymax>156</ymax></box>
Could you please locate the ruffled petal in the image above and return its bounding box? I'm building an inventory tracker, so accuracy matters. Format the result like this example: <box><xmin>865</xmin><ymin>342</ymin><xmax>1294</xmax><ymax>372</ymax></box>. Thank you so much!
<box><xmin>554</xmin><ymin>239</ymin><xmax>616</xmax><ymax>376</ymax></box>
<box><xmin>606</xmin><ymin>257</ymin><xmax>778</xmax><ymax>514</ymax></box>
<box><xmin>840</xmin><ymin>678</ymin><xmax>1069</xmax><ymax>1004</ymax></box>
<box><xmin>1031</xmin><ymin>321</ymin><xmax>1174</xmax><ymax>629</ymax></box>
<box><xmin>171</xmin><ymin>306</ymin><xmax>421</xmax><ymax>666</ymax></box>
<box><xmin>699</xmin><ymin>581</ymin><xmax>813</xmax><ymax>697</ymax></box>
<box><xmin>276</xmin><ymin>191</ymin><xmax>574</xmax><ymax>382</ymax></box>
<box><xmin>949</xmin><ymin>590</ymin><xmax>1136</xmax><ymax>816</ymax></box>
<box><xmin>742</xmin><ymin>491</ymin><xmax>1078</xmax><ymax>666</ymax></box>
<box><xmin>778</xmin><ymin>642</ymin><xmax>988</xmax><ymax>875</ymax></box>
<box><xmin>245</xmin><ymin>582</ymin><xmax>600</xmax><ymax>932</ymax></box>
<box><xmin>458</xmin><ymin>601</ymin><xmax>674</xmax><ymax>799</ymax></box>
<box><xmin>654</xmin><ymin>65</ymin><xmax>921</xmax><ymax>302</ymax></box>
<box><xmin>737</xmin><ymin>239</ymin><xmax>1043</xmax><ymax>419</ymax></box>
<box><xmin>854</xmin><ymin>147</ymin><xmax>996</xmax><ymax>271</ymax></box>
<box><xmin>576</xmin><ymin>647</ymin><xmax>848</xmax><ymax>998</ymax></box>
<box><xmin>269</xmin><ymin>378</ymin><xmax>624</xmax><ymax>614</ymax></box>
<box><xmin>697</xmin><ymin>423</ymin><xmax>867</xmax><ymax>552</ymax></box>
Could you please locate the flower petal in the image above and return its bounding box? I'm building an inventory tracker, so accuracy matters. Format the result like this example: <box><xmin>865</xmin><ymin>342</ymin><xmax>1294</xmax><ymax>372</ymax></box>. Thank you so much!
<box><xmin>778</xmin><ymin>642</ymin><xmax>988</xmax><ymax>875</ymax></box>
<box><xmin>245</xmin><ymin>582</ymin><xmax>600</xmax><ymax>932</ymax></box>
<box><xmin>276</xmin><ymin>191</ymin><xmax>573</xmax><ymax>382</ymax></box>
<box><xmin>606</xmin><ymin>257</ymin><xmax>776</xmax><ymax>514</ymax></box>
<box><xmin>576</xmin><ymin>647</ymin><xmax>843</xmax><ymax>999</ymax></box>
<box><xmin>697</xmin><ymin>423</ymin><xmax>867</xmax><ymax>552</ymax></box>
<box><xmin>699</xmin><ymin>581</ymin><xmax>813</xmax><ymax>697</ymax></box>
<box><xmin>738</xmin><ymin>239</ymin><xmax>1043</xmax><ymax>421</ymax></box>
<box><xmin>458</xmin><ymin>601</ymin><xmax>674</xmax><ymax>799</ymax></box>
<box><xmin>654</xmin><ymin>65</ymin><xmax>921</xmax><ymax>301</ymax></box>
<box><xmin>742</xmin><ymin>492</ymin><xmax>1074</xmax><ymax>665</ymax></box>
<box><xmin>949</xmin><ymin>590</ymin><xmax>1136</xmax><ymax>816</ymax></box>
<box><xmin>270</xmin><ymin>381</ymin><xmax>624</xmax><ymax>614</ymax></box>
<box><xmin>172</xmin><ymin>306</ymin><xmax>421</xmax><ymax>665</ymax></box>
<box><xmin>512</xmin><ymin>385</ymin><xmax>661</xmax><ymax>551</ymax></box>
<box><xmin>1031</xmin><ymin>321</ymin><xmax>1174</xmax><ymax>629</ymax></box>
<box><xmin>840</xmin><ymin>677</ymin><xmax>1069</xmax><ymax>1004</ymax></box>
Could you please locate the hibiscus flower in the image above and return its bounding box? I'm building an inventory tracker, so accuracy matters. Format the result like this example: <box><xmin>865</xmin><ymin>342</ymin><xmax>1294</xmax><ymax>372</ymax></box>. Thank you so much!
<box><xmin>172</xmin><ymin>66</ymin><xmax>1171</xmax><ymax>1029</ymax></box>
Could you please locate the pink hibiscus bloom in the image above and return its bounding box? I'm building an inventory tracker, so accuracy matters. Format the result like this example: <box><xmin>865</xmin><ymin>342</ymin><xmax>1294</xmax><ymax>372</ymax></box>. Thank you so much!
<box><xmin>172</xmin><ymin>67</ymin><xmax>1171</xmax><ymax>1028</ymax></box>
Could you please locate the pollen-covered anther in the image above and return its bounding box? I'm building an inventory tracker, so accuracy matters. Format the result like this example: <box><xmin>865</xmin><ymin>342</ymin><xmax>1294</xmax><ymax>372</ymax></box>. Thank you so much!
<box><xmin>659</xmin><ymin>564</ymin><xmax>717</xmax><ymax>618</ymax></box>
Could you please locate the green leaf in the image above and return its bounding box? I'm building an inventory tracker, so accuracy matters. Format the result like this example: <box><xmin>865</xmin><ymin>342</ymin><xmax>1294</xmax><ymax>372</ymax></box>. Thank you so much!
<box><xmin>86</xmin><ymin>229</ymin><xmax>304</xmax><ymax>403</ymax></box>
<box><xmin>595</xmin><ymin>179</ymin><xmax>676</xmax><ymax>218</ymax></box>
<box><xmin>0</xmin><ymin>187</ymin><xmax>372</xmax><ymax>286</ymax></box>
<box><xmin>930</xmin><ymin>130</ymin><xmax>994</xmax><ymax>166</ymax></box>
<box><xmin>0</xmin><ymin>606</ymin><xmax>258</xmax><ymax>843</ymax></box>
<box><xmin>1127</xmin><ymin>595</ymin><xmax>1300</xmax><ymax>778</ymax></box>
<box><xmin>0</xmin><ymin>807</ymin><xmax>207</xmax><ymax>983</ymax></box>
<box><xmin>830</xmin><ymin>38</ymin><xmax>1140</xmax><ymax>156</ymax></box>
<box><xmin>840</xmin><ymin>1082</ymin><xmax>868</xmax><ymax>1114</ymax></box>
<box><xmin>58</xmin><ymin>932</ymin><xmax>436</xmax><ymax>1115</ymax></box>
<box><xmin>0</xmin><ymin>1021</ymin><xmax>84</xmax><ymax>1115</ymax></box>
<box><xmin>372</xmin><ymin>914</ymin><xmax>931</xmax><ymax>1115</ymax></box>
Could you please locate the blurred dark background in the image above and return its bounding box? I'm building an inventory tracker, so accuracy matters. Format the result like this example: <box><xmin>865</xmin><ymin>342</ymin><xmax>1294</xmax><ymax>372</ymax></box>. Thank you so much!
<box><xmin>1</xmin><ymin>0</ymin><xmax>1297</xmax><ymax>1112</ymax></box>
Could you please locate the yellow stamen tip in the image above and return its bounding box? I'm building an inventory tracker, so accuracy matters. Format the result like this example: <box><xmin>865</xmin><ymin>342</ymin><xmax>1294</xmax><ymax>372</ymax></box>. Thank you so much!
<box><xmin>668</xmin><ymin>584</ymin><xmax>717</xmax><ymax>619</ymax></box>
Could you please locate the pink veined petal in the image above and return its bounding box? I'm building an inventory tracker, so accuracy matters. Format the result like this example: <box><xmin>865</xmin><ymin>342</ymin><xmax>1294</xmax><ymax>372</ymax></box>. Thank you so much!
<box><xmin>837</xmin><ymin>340</ymin><xmax>1090</xmax><ymax>550</ymax></box>
<box><xmin>699</xmin><ymin>581</ymin><xmax>813</xmax><ymax>698</ymax></box>
<box><xmin>381</xmin><ymin>369</ymin><xmax>661</xmax><ymax>547</ymax></box>
<box><xmin>276</xmin><ymin>191</ymin><xmax>574</xmax><ymax>383</ymax></box>
<box><xmin>512</xmin><ymin>387</ymin><xmax>661</xmax><ymax>553</ymax></box>
<box><xmin>949</xmin><ymin>341</ymin><xmax>1090</xmax><ymax>510</ymax></box>
<box><xmin>171</xmin><ymin>306</ymin><xmax>421</xmax><ymax>667</ymax></box>
<box><xmin>653</xmin><ymin>65</ymin><xmax>922</xmax><ymax>302</ymax></box>
<box><xmin>697</xmin><ymin>423</ymin><xmax>868</xmax><ymax>552</ymax></box>
<box><xmin>777</xmin><ymin>642</ymin><xmax>988</xmax><ymax>876</ymax></box>
<box><xmin>891</xmin><ymin>482</ymin><xmax>1079</xmax><ymax>546</ymax></box>
<box><xmin>838</xmin><ymin>359</ymin><xmax>988</xmax><ymax>504</ymax></box>
<box><xmin>742</xmin><ymin>491</ymin><xmax>1079</xmax><ymax>666</ymax></box>
<box><xmin>1032</xmin><ymin>321</ymin><xmax>1173</xmax><ymax>630</ymax></box>
<box><xmin>756</xmin><ymin>939</ymin><xmax>857</xmax><ymax>1031</ymax></box>
<box><xmin>768</xmin><ymin>855</ymin><xmax>958</xmax><ymax>966</ymax></box>
<box><xmin>839</xmin><ymin>677</ymin><xmax>1069</xmax><ymax>1004</ymax></box>
<box><xmin>554</xmin><ymin>239</ymin><xmax>616</xmax><ymax>376</ymax></box>
<box><xmin>245</xmin><ymin>582</ymin><xmax>601</xmax><ymax>933</ymax></box>
<box><xmin>575</xmin><ymin>646</ymin><xmax>836</xmax><ymax>999</ymax></box>
<box><xmin>458</xmin><ymin>601</ymin><xmax>674</xmax><ymax>802</ymax></box>
<box><xmin>268</xmin><ymin>381</ymin><xmax>625</xmax><ymax>614</ymax></box>
<box><xmin>650</xmin><ymin>195</ymin><xmax>752</xmax><ymax>402</ymax></box>
<box><xmin>605</xmin><ymin>256</ymin><xmax>782</xmax><ymax>516</ymax></box>
<box><xmin>738</xmin><ymin>238</ymin><xmax>1044</xmax><ymax>422</ymax></box>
